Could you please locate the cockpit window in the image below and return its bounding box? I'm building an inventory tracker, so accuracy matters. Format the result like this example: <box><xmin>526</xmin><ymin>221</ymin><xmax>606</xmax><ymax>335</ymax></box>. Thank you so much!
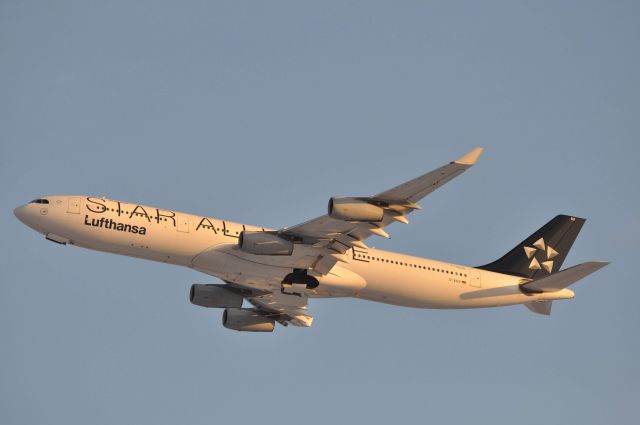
<box><xmin>30</xmin><ymin>198</ymin><xmax>50</xmax><ymax>204</ymax></box>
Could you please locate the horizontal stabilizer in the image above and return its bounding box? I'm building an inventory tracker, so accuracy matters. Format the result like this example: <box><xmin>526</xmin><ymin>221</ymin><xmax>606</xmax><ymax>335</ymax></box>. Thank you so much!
<box><xmin>521</xmin><ymin>261</ymin><xmax>609</xmax><ymax>293</ymax></box>
<box><xmin>525</xmin><ymin>301</ymin><xmax>552</xmax><ymax>315</ymax></box>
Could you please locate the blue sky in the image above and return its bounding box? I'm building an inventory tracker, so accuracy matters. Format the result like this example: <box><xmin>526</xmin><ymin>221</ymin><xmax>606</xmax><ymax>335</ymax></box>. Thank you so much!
<box><xmin>1</xmin><ymin>1</ymin><xmax>638</xmax><ymax>424</ymax></box>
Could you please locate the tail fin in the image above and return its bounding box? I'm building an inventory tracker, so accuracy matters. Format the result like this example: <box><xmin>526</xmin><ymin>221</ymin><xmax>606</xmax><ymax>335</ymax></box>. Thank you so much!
<box><xmin>478</xmin><ymin>215</ymin><xmax>586</xmax><ymax>279</ymax></box>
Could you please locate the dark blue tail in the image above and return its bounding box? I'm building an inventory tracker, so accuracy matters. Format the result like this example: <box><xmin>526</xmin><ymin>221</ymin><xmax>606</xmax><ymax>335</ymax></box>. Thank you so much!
<box><xmin>478</xmin><ymin>215</ymin><xmax>586</xmax><ymax>279</ymax></box>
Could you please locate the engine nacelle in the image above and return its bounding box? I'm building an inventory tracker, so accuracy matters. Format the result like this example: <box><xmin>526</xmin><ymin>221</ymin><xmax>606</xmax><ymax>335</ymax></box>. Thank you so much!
<box><xmin>328</xmin><ymin>197</ymin><xmax>384</xmax><ymax>222</ymax></box>
<box><xmin>238</xmin><ymin>231</ymin><xmax>293</xmax><ymax>255</ymax></box>
<box><xmin>190</xmin><ymin>284</ymin><xmax>243</xmax><ymax>308</ymax></box>
<box><xmin>222</xmin><ymin>308</ymin><xmax>275</xmax><ymax>332</ymax></box>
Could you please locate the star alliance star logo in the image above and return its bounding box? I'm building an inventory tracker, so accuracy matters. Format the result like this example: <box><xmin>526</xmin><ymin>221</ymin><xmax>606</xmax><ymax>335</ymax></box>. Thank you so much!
<box><xmin>524</xmin><ymin>238</ymin><xmax>558</xmax><ymax>273</ymax></box>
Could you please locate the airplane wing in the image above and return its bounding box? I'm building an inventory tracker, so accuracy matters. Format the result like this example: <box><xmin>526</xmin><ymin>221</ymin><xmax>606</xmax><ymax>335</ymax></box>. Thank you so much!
<box><xmin>247</xmin><ymin>291</ymin><xmax>313</xmax><ymax>327</ymax></box>
<box><xmin>279</xmin><ymin>147</ymin><xmax>484</xmax><ymax>274</ymax></box>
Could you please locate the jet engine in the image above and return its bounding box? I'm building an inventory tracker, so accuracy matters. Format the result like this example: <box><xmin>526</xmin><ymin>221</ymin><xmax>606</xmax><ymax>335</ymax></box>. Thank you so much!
<box><xmin>222</xmin><ymin>308</ymin><xmax>275</xmax><ymax>332</ymax></box>
<box><xmin>190</xmin><ymin>284</ymin><xmax>243</xmax><ymax>308</ymax></box>
<box><xmin>328</xmin><ymin>197</ymin><xmax>384</xmax><ymax>222</ymax></box>
<box><xmin>238</xmin><ymin>231</ymin><xmax>293</xmax><ymax>255</ymax></box>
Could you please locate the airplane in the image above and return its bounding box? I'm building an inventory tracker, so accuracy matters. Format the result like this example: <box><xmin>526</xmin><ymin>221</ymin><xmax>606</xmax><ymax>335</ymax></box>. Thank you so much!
<box><xmin>14</xmin><ymin>147</ymin><xmax>608</xmax><ymax>332</ymax></box>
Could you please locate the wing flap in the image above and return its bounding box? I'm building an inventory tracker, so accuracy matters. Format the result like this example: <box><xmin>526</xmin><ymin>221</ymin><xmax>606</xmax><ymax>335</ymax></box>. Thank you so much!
<box><xmin>248</xmin><ymin>291</ymin><xmax>314</xmax><ymax>327</ymax></box>
<box><xmin>313</xmin><ymin>254</ymin><xmax>339</xmax><ymax>274</ymax></box>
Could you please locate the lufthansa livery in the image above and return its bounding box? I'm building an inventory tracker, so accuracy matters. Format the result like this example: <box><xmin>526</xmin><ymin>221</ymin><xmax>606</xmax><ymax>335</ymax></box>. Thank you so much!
<box><xmin>14</xmin><ymin>148</ymin><xmax>609</xmax><ymax>332</ymax></box>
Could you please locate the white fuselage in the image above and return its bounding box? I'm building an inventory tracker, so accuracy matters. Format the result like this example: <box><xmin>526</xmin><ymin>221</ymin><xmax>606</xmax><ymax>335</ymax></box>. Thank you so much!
<box><xmin>14</xmin><ymin>195</ymin><xmax>574</xmax><ymax>309</ymax></box>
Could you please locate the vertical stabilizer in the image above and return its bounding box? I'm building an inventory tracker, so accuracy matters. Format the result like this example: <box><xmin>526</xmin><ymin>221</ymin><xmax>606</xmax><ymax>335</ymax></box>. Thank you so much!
<box><xmin>478</xmin><ymin>215</ymin><xmax>585</xmax><ymax>279</ymax></box>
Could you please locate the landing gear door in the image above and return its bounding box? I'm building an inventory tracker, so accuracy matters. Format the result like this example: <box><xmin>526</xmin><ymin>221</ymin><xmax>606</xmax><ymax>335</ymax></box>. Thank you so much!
<box><xmin>470</xmin><ymin>268</ymin><xmax>481</xmax><ymax>288</ymax></box>
<box><xmin>67</xmin><ymin>197</ymin><xmax>81</xmax><ymax>214</ymax></box>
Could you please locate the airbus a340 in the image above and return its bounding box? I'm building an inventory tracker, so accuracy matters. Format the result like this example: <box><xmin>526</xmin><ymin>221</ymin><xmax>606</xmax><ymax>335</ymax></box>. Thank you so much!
<box><xmin>14</xmin><ymin>148</ymin><xmax>608</xmax><ymax>332</ymax></box>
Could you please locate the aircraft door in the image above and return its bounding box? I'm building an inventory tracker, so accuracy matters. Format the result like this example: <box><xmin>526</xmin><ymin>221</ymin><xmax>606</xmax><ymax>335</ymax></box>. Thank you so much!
<box><xmin>67</xmin><ymin>197</ymin><xmax>81</xmax><ymax>214</ymax></box>
<box><xmin>469</xmin><ymin>268</ymin><xmax>481</xmax><ymax>288</ymax></box>
<box><xmin>176</xmin><ymin>214</ymin><xmax>190</xmax><ymax>233</ymax></box>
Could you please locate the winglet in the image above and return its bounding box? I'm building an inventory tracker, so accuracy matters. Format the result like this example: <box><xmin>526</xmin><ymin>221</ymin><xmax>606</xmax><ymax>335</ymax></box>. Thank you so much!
<box><xmin>454</xmin><ymin>147</ymin><xmax>484</xmax><ymax>165</ymax></box>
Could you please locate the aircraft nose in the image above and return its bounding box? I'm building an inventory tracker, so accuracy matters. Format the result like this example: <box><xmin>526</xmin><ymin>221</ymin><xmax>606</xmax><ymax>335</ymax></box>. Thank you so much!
<box><xmin>14</xmin><ymin>205</ymin><xmax>29</xmax><ymax>224</ymax></box>
<box><xmin>14</xmin><ymin>203</ymin><xmax>42</xmax><ymax>231</ymax></box>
